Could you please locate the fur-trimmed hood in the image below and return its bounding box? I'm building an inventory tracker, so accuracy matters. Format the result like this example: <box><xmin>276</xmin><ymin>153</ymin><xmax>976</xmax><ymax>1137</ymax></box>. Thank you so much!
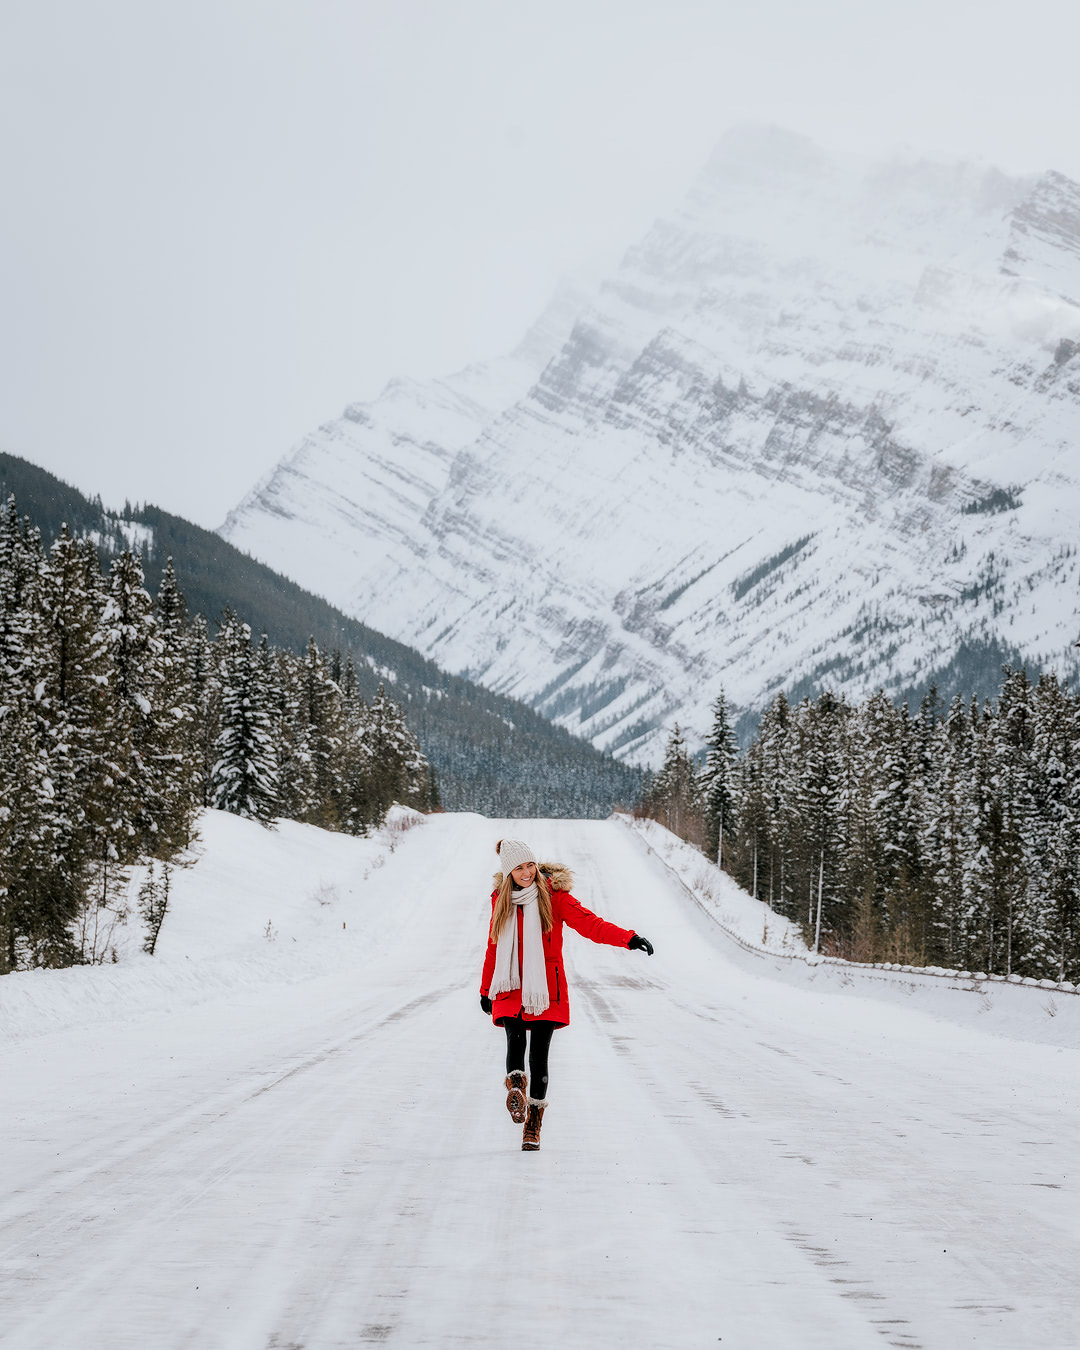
<box><xmin>492</xmin><ymin>861</ymin><xmax>574</xmax><ymax>893</ymax></box>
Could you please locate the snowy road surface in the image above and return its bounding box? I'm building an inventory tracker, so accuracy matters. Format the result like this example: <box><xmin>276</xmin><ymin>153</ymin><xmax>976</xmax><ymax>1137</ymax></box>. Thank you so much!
<box><xmin>2</xmin><ymin>815</ymin><xmax>1078</xmax><ymax>1349</ymax></box>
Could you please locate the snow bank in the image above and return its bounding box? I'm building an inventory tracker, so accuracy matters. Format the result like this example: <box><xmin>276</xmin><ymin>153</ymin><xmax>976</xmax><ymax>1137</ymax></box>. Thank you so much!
<box><xmin>619</xmin><ymin>813</ymin><xmax>1080</xmax><ymax>1048</ymax></box>
<box><xmin>0</xmin><ymin>806</ymin><xmax>428</xmax><ymax>1045</ymax></box>
<box><xmin>618</xmin><ymin>813</ymin><xmax>807</xmax><ymax>956</ymax></box>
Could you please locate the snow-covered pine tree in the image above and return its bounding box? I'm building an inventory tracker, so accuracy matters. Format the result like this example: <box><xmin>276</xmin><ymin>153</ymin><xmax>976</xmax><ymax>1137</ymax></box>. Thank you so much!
<box><xmin>294</xmin><ymin>638</ymin><xmax>345</xmax><ymax>828</ymax></box>
<box><xmin>700</xmin><ymin>690</ymin><xmax>738</xmax><ymax>865</ymax></box>
<box><xmin>864</xmin><ymin>695</ymin><xmax>925</xmax><ymax>961</ymax></box>
<box><xmin>840</xmin><ymin>694</ymin><xmax>888</xmax><ymax>962</ymax></box>
<box><xmin>0</xmin><ymin>686</ymin><xmax>53</xmax><ymax>969</ymax></box>
<box><xmin>98</xmin><ymin>550</ymin><xmax>163</xmax><ymax>863</ymax></box>
<box><xmin>966</xmin><ymin>696</ymin><xmax>1005</xmax><ymax>973</ymax></box>
<box><xmin>148</xmin><ymin>558</ymin><xmax>199</xmax><ymax>855</ymax></box>
<box><xmin>265</xmin><ymin>641</ymin><xmax>308</xmax><ymax>820</ymax></box>
<box><xmin>341</xmin><ymin>653</ymin><xmax>357</xmax><ymax>702</ymax></box>
<box><xmin>187</xmin><ymin>614</ymin><xmax>220</xmax><ymax>807</ymax></box>
<box><xmin>966</xmin><ymin>669</ymin><xmax>1036</xmax><ymax>976</ymax></box>
<box><xmin>647</xmin><ymin>723</ymin><xmax>702</xmax><ymax>845</ymax></box>
<box><xmin>34</xmin><ymin>527</ymin><xmax>115</xmax><ymax>965</ymax></box>
<box><xmin>336</xmin><ymin>681</ymin><xmax>377</xmax><ymax>834</ymax></box>
<box><xmin>994</xmin><ymin>666</ymin><xmax>1037</xmax><ymax>975</ymax></box>
<box><xmin>908</xmin><ymin>687</ymin><xmax>944</xmax><ymax>963</ymax></box>
<box><xmin>731</xmin><ymin>735</ymin><xmax>768</xmax><ymax>900</ymax></box>
<box><xmin>1027</xmin><ymin>673</ymin><xmax>1080</xmax><ymax>981</ymax></box>
<box><xmin>211</xmin><ymin>615</ymin><xmax>278</xmax><ymax>824</ymax></box>
<box><xmin>387</xmin><ymin>690</ymin><xmax>434</xmax><ymax>811</ymax></box>
<box><xmin>920</xmin><ymin>695</ymin><xmax>975</xmax><ymax>967</ymax></box>
<box><xmin>0</xmin><ymin>497</ymin><xmax>64</xmax><ymax>968</ymax></box>
<box><xmin>758</xmin><ymin>692</ymin><xmax>795</xmax><ymax>916</ymax></box>
<box><xmin>360</xmin><ymin>683</ymin><xmax>433</xmax><ymax>825</ymax></box>
<box><xmin>789</xmin><ymin>691</ymin><xmax>850</xmax><ymax>952</ymax></box>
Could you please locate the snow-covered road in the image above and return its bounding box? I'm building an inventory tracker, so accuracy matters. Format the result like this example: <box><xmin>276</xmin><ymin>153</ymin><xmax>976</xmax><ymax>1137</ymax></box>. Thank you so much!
<box><xmin>2</xmin><ymin>815</ymin><xmax>1078</xmax><ymax>1349</ymax></box>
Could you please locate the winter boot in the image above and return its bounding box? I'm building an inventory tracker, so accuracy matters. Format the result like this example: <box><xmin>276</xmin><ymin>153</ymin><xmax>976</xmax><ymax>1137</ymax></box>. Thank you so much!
<box><xmin>521</xmin><ymin>1097</ymin><xmax>547</xmax><ymax>1151</ymax></box>
<box><xmin>504</xmin><ymin>1070</ymin><xmax>528</xmax><ymax>1124</ymax></box>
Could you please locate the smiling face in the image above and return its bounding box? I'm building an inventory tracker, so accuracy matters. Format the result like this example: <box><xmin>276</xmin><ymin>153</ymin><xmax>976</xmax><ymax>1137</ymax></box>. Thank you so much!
<box><xmin>510</xmin><ymin>861</ymin><xmax>537</xmax><ymax>887</ymax></box>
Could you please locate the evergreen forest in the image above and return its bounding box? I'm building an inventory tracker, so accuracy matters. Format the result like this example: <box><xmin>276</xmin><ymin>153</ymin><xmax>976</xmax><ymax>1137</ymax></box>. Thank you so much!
<box><xmin>644</xmin><ymin>677</ymin><xmax>1080</xmax><ymax>983</ymax></box>
<box><xmin>14</xmin><ymin>454</ymin><xmax>1077</xmax><ymax>986</ymax></box>
<box><xmin>0</xmin><ymin>454</ymin><xmax>642</xmax><ymax>819</ymax></box>
<box><xmin>0</xmin><ymin>495</ymin><xmax>433</xmax><ymax>972</ymax></box>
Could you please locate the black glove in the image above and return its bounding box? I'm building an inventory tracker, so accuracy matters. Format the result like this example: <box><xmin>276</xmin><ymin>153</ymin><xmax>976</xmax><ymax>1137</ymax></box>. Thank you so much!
<box><xmin>480</xmin><ymin>994</ymin><xmax>493</xmax><ymax>1014</ymax></box>
<box><xmin>628</xmin><ymin>934</ymin><xmax>654</xmax><ymax>956</ymax></box>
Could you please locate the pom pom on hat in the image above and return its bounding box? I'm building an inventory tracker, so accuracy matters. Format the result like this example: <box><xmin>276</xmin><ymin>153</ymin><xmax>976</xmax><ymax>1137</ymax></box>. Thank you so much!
<box><xmin>498</xmin><ymin>838</ymin><xmax>537</xmax><ymax>873</ymax></box>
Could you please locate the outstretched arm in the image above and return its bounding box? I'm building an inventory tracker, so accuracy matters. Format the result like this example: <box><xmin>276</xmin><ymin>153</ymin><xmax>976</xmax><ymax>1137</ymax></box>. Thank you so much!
<box><xmin>558</xmin><ymin>891</ymin><xmax>635</xmax><ymax>948</ymax></box>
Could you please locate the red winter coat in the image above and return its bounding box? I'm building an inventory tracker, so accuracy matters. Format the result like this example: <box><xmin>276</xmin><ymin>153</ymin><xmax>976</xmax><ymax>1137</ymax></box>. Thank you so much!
<box><xmin>479</xmin><ymin>863</ymin><xmax>634</xmax><ymax>1026</ymax></box>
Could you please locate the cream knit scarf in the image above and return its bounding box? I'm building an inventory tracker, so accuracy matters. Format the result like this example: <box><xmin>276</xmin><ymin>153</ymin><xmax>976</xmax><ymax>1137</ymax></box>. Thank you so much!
<box><xmin>490</xmin><ymin>882</ymin><xmax>550</xmax><ymax>1016</ymax></box>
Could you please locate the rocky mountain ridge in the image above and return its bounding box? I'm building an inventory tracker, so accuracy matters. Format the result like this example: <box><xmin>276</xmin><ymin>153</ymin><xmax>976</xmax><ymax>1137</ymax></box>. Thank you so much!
<box><xmin>222</xmin><ymin>126</ymin><xmax>1080</xmax><ymax>763</ymax></box>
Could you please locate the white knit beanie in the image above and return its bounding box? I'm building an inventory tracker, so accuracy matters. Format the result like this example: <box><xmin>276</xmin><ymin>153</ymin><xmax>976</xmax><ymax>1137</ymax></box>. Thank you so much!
<box><xmin>498</xmin><ymin>838</ymin><xmax>537</xmax><ymax>874</ymax></box>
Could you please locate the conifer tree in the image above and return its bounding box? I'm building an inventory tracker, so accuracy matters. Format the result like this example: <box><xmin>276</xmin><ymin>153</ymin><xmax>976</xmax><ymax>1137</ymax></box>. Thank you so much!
<box><xmin>791</xmin><ymin>692</ymin><xmax>849</xmax><ymax>950</ymax></box>
<box><xmin>648</xmin><ymin>723</ymin><xmax>702</xmax><ymax>843</ymax></box>
<box><xmin>148</xmin><ymin>558</ymin><xmax>199</xmax><ymax>854</ymax></box>
<box><xmin>841</xmin><ymin>695</ymin><xmax>887</xmax><ymax>960</ymax></box>
<box><xmin>1028</xmin><ymin>673</ymin><xmax>1080</xmax><ymax>980</ymax></box>
<box><xmin>0</xmin><ymin>500</ymin><xmax>75</xmax><ymax>967</ymax></box>
<box><xmin>187</xmin><ymin>614</ymin><xmax>220</xmax><ymax>807</ymax></box>
<box><xmin>993</xmin><ymin>667</ymin><xmax>1036</xmax><ymax>974</ymax></box>
<box><xmin>99</xmin><ymin>550</ymin><xmax>163</xmax><ymax>861</ymax></box>
<box><xmin>758</xmin><ymin>692</ymin><xmax>795</xmax><ymax>915</ymax></box>
<box><xmin>211</xmin><ymin>616</ymin><xmax>278</xmax><ymax>824</ymax></box>
<box><xmin>267</xmin><ymin>643</ymin><xmax>307</xmax><ymax>820</ymax></box>
<box><xmin>920</xmin><ymin>696</ymin><xmax>975</xmax><ymax>966</ymax></box>
<box><xmin>700</xmin><ymin>690</ymin><xmax>738</xmax><ymax>864</ymax></box>
<box><xmin>341</xmin><ymin>654</ymin><xmax>357</xmax><ymax>702</ymax></box>
<box><xmin>366</xmin><ymin>683</ymin><xmax>431</xmax><ymax>818</ymax></box>
<box><xmin>732</xmin><ymin>736</ymin><xmax>769</xmax><ymax>899</ymax></box>
<box><xmin>34</xmin><ymin>528</ymin><xmax>113</xmax><ymax>963</ymax></box>
<box><xmin>295</xmin><ymin>638</ymin><xmax>345</xmax><ymax>828</ymax></box>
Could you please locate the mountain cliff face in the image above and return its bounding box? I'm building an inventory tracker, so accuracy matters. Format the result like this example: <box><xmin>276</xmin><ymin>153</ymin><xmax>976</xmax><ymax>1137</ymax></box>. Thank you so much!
<box><xmin>221</xmin><ymin>126</ymin><xmax>1080</xmax><ymax>763</ymax></box>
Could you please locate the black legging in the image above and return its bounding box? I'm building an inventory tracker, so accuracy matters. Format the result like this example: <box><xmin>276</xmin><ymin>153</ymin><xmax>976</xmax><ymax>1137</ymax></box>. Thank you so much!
<box><xmin>502</xmin><ymin>1017</ymin><xmax>558</xmax><ymax>1101</ymax></box>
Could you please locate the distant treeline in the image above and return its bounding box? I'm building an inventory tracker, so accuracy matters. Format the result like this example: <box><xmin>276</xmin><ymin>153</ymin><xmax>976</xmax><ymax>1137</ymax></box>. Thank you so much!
<box><xmin>643</xmin><ymin>673</ymin><xmax>1080</xmax><ymax>982</ymax></box>
<box><xmin>0</xmin><ymin>495</ymin><xmax>432</xmax><ymax>972</ymax></box>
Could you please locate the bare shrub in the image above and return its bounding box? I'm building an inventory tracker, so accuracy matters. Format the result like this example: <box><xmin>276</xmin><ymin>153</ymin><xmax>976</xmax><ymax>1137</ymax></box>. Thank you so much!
<box><xmin>310</xmin><ymin>880</ymin><xmax>340</xmax><ymax>908</ymax></box>
<box><xmin>74</xmin><ymin>860</ymin><xmax>132</xmax><ymax>964</ymax></box>
<box><xmin>383</xmin><ymin>809</ymin><xmax>425</xmax><ymax>852</ymax></box>
<box><xmin>139</xmin><ymin>861</ymin><xmax>171</xmax><ymax>956</ymax></box>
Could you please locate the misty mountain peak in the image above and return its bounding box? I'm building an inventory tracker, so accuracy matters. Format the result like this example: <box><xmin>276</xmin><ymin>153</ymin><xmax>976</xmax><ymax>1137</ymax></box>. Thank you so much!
<box><xmin>700</xmin><ymin>123</ymin><xmax>832</xmax><ymax>180</ymax></box>
<box><xmin>221</xmin><ymin>129</ymin><xmax>1080</xmax><ymax>765</ymax></box>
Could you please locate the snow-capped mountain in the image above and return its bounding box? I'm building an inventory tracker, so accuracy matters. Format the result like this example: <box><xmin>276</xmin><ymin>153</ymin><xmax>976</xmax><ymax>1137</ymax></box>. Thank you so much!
<box><xmin>221</xmin><ymin>126</ymin><xmax>1080</xmax><ymax>763</ymax></box>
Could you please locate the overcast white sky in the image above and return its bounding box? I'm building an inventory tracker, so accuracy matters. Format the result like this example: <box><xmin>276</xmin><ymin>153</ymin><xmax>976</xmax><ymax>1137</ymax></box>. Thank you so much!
<box><xmin>2</xmin><ymin>0</ymin><xmax>1079</xmax><ymax>528</ymax></box>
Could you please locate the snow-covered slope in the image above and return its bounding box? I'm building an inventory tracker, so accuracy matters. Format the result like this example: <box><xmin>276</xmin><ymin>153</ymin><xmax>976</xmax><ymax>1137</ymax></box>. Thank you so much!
<box><xmin>0</xmin><ymin>808</ymin><xmax>426</xmax><ymax>1043</ymax></box>
<box><xmin>222</xmin><ymin>126</ymin><xmax>1080</xmax><ymax>763</ymax></box>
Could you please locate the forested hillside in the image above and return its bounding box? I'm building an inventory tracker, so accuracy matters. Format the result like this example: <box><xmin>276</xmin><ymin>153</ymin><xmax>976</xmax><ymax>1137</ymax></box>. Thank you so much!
<box><xmin>0</xmin><ymin>491</ymin><xmax>438</xmax><ymax>969</ymax></box>
<box><xmin>0</xmin><ymin>454</ymin><xmax>641</xmax><ymax>816</ymax></box>
<box><xmin>645</xmin><ymin>675</ymin><xmax>1080</xmax><ymax>983</ymax></box>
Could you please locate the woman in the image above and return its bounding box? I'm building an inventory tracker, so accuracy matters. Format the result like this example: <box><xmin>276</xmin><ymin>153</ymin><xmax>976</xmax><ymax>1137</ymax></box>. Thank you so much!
<box><xmin>479</xmin><ymin>837</ymin><xmax>654</xmax><ymax>1151</ymax></box>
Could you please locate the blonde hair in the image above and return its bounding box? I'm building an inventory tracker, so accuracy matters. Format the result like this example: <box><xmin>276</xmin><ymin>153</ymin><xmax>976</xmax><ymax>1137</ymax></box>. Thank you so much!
<box><xmin>489</xmin><ymin>862</ymin><xmax>553</xmax><ymax>944</ymax></box>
